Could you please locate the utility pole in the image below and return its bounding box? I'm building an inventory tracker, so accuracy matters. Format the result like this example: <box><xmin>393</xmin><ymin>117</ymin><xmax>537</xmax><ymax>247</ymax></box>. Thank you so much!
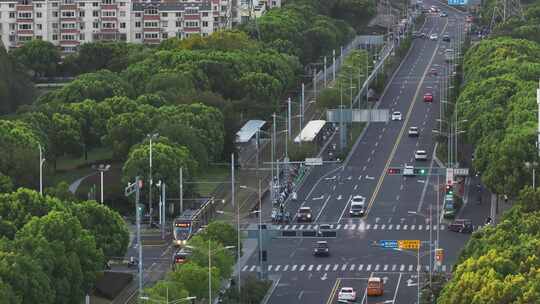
<box><xmin>271</xmin><ymin>113</ymin><xmax>276</xmax><ymax>204</ymax></box>
<box><xmin>287</xmin><ymin>97</ymin><xmax>292</xmax><ymax>142</ymax></box>
<box><xmin>125</xmin><ymin>177</ymin><xmax>143</xmax><ymax>297</ymax></box>
<box><xmin>147</xmin><ymin>133</ymin><xmax>159</xmax><ymax>226</ymax></box>
<box><xmin>231</xmin><ymin>153</ymin><xmax>240</xmax><ymax>296</ymax></box>
<box><xmin>537</xmin><ymin>79</ymin><xmax>540</xmax><ymax>158</ymax></box>
<box><xmin>300</xmin><ymin>83</ymin><xmax>305</xmax><ymax>146</ymax></box>
<box><xmin>38</xmin><ymin>143</ymin><xmax>45</xmax><ymax>195</ymax></box>
<box><xmin>313</xmin><ymin>69</ymin><xmax>317</xmax><ymax>103</ymax></box>
<box><xmin>332</xmin><ymin>49</ymin><xmax>336</xmax><ymax>81</ymax></box>
<box><xmin>179</xmin><ymin>167</ymin><xmax>183</xmax><ymax>214</ymax></box>
<box><xmin>161</xmin><ymin>182</ymin><xmax>166</xmax><ymax>240</ymax></box>
<box><xmin>323</xmin><ymin>56</ymin><xmax>327</xmax><ymax>87</ymax></box>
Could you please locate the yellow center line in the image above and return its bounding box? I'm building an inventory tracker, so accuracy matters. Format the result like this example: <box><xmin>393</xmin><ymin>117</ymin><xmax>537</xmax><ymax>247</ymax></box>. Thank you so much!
<box><xmin>365</xmin><ymin>19</ymin><xmax>449</xmax><ymax>216</ymax></box>
<box><xmin>326</xmin><ymin>278</ymin><xmax>342</xmax><ymax>304</ymax></box>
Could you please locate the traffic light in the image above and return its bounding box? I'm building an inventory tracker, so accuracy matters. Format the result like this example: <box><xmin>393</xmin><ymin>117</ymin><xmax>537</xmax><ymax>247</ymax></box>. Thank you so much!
<box><xmin>445</xmin><ymin>184</ymin><xmax>454</xmax><ymax>195</ymax></box>
<box><xmin>388</xmin><ymin>168</ymin><xmax>401</xmax><ymax>175</ymax></box>
<box><xmin>435</xmin><ymin>248</ymin><xmax>444</xmax><ymax>262</ymax></box>
<box><xmin>413</xmin><ymin>168</ymin><xmax>427</xmax><ymax>175</ymax></box>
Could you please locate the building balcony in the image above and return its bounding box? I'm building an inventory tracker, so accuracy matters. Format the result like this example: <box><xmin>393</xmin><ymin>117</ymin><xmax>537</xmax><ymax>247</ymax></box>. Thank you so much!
<box><xmin>17</xmin><ymin>29</ymin><xmax>33</xmax><ymax>35</ymax></box>
<box><xmin>60</xmin><ymin>28</ymin><xmax>80</xmax><ymax>34</ymax></box>
<box><xmin>60</xmin><ymin>4</ymin><xmax>77</xmax><ymax>10</ymax></box>
<box><xmin>16</xmin><ymin>18</ymin><xmax>33</xmax><ymax>23</ymax></box>
<box><xmin>102</xmin><ymin>4</ymin><xmax>118</xmax><ymax>10</ymax></box>
<box><xmin>143</xmin><ymin>27</ymin><xmax>161</xmax><ymax>32</ymax></box>
<box><xmin>15</xmin><ymin>4</ymin><xmax>33</xmax><ymax>11</ymax></box>
<box><xmin>93</xmin><ymin>32</ymin><xmax>126</xmax><ymax>41</ymax></box>
<box><xmin>101</xmin><ymin>28</ymin><xmax>119</xmax><ymax>33</ymax></box>
<box><xmin>60</xmin><ymin>17</ymin><xmax>79</xmax><ymax>22</ymax></box>
<box><xmin>143</xmin><ymin>38</ymin><xmax>160</xmax><ymax>44</ymax></box>
<box><xmin>101</xmin><ymin>16</ymin><xmax>118</xmax><ymax>22</ymax></box>
<box><xmin>142</xmin><ymin>15</ymin><xmax>160</xmax><ymax>20</ymax></box>
<box><xmin>184</xmin><ymin>14</ymin><xmax>200</xmax><ymax>20</ymax></box>
<box><xmin>59</xmin><ymin>40</ymin><xmax>81</xmax><ymax>45</ymax></box>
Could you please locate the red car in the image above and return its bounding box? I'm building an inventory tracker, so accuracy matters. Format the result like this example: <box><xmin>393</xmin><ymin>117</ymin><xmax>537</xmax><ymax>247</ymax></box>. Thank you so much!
<box><xmin>423</xmin><ymin>92</ymin><xmax>433</xmax><ymax>102</ymax></box>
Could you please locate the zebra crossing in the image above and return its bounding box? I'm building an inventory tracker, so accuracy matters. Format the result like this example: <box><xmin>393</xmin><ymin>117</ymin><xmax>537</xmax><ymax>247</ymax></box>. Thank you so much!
<box><xmin>241</xmin><ymin>263</ymin><xmax>449</xmax><ymax>274</ymax></box>
<box><xmin>273</xmin><ymin>223</ymin><xmax>474</xmax><ymax>232</ymax></box>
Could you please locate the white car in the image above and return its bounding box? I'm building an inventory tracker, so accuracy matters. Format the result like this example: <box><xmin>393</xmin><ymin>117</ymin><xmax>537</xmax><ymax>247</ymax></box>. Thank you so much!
<box><xmin>430</xmin><ymin>33</ymin><xmax>438</xmax><ymax>40</ymax></box>
<box><xmin>349</xmin><ymin>195</ymin><xmax>366</xmax><ymax>216</ymax></box>
<box><xmin>408</xmin><ymin>126</ymin><xmax>419</xmax><ymax>137</ymax></box>
<box><xmin>391</xmin><ymin>111</ymin><xmax>402</xmax><ymax>121</ymax></box>
<box><xmin>403</xmin><ymin>164</ymin><xmax>415</xmax><ymax>176</ymax></box>
<box><xmin>415</xmin><ymin>150</ymin><xmax>428</xmax><ymax>160</ymax></box>
<box><xmin>338</xmin><ymin>287</ymin><xmax>357</xmax><ymax>302</ymax></box>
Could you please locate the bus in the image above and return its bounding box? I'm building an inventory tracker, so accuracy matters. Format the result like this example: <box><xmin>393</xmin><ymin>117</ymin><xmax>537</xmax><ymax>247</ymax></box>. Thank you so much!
<box><xmin>173</xmin><ymin>209</ymin><xmax>200</xmax><ymax>246</ymax></box>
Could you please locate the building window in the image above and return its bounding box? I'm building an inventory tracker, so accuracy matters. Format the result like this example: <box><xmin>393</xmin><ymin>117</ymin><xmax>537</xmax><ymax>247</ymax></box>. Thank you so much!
<box><xmin>144</xmin><ymin>32</ymin><xmax>158</xmax><ymax>39</ymax></box>
<box><xmin>202</xmin><ymin>33</ymin><xmax>208</xmax><ymax>37</ymax></box>
<box><xmin>176</xmin><ymin>12</ymin><xmax>181</xmax><ymax>17</ymax></box>
<box><xmin>102</xmin><ymin>11</ymin><xmax>116</xmax><ymax>17</ymax></box>
<box><xmin>53</xmin><ymin>12</ymin><xmax>59</xmax><ymax>17</ymax></box>
<box><xmin>37</xmin><ymin>24</ymin><xmax>43</xmax><ymax>30</ymax></box>
<box><xmin>18</xmin><ymin>12</ymin><xmax>32</xmax><ymax>19</ymax></box>
<box><xmin>52</xmin><ymin>34</ymin><xmax>58</xmax><ymax>40</ymax></box>
<box><xmin>162</xmin><ymin>33</ymin><xmax>168</xmax><ymax>39</ymax></box>
<box><xmin>36</xmin><ymin>3</ymin><xmax>42</xmax><ymax>8</ymax></box>
<box><xmin>119</xmin><ymin>11</ymin><xmax>125</xmax><ymax>17</ymax></box>
<box><xmin>36</xmin><ymin>35</ymin><xmax>43</xmax><ymax>40</ymax></box>
<box><xmin>120</xmin><ymin>22</ymin><xmax>126</xmax><ymax>28</ymax></box>
<box><xmin>52</xmin><ymin>23</ymin><xmax>58</xmax><ymax>29</ymax></box>
<box><xmin>102</xmin><ymin>0</ymin><xmax>115</xmax><ymax>4</ymax></box>
<box><xmin>8</xmin><ymin>3</ymin><xmax>15</xmax><ymax>8</ymax></box>
<box><xmin>93</xmin><ymin>11</ymin><xmax>99</xmax><ymax>17</ymax></box>
<box><xmin>161</xmin><ymin>12</ymin><xmax>167</xmax><ymax>17</ymax></box>
<box><xmin>52</xmin><ymin>2</ymin><xmax>58</xmax><ymax>7</ymax></box>
<box><xmin>186</xmin><ymin>9</ymin><xmax>197</xmax><ymax>14</ymax></box>
<box><xmin>79</xmin><ymin>11</ymin><xmax>85</xmax><ymax>17</ymax></box>
<box><xmin>93</xmin><ymin>22</ymin><xmax>99</xmax><ymax>28</ymax></box>
<box><xmin>102</xmin><ymin>22</ymin><xmax>116</xmax><ymax>29</ymax></box>
<box><xmin>9</xmin><ymin>23</ymin><xmax>16</xmax><ymax>30</ymax></box>
<box><xmin>135</xmin><ymin>12</ymin><xmax>141</xmax><ymax>17</ymax></box>
<box><xmin>19</xmin><ymin>24</ymin><xmax>32</xmax><ymax>30</ymax></box>
<box><xmin>202</xmin><ymin>12</ymin><xmax>209</xmax><ymax>17</ymax></box>
<box><xmin>144</xmin><ymin>21</ymin><xmax>158</xmax><ymax>27</ymax></box>
<box><xmin>36</xmin><ymin>12</ymin><xmax>42</xmax><ymax>18</ymax></box>
<box><xmin>185</xmin><ymin>21</ymin><xmax>198</xmax><ymax>27</ymax></box>
<box><xmin>135</xmin><ymin>32</ymin><xmax>141</xmax><ymax>39</ymax></box>
<box><xmin>175</xmin><ymin>21</ymin><xmax>181</xmax><ymax>27</ymax></box>
<box><xmin>161</xmin><ymin>21</ymin><xmax>167</xmax><ymax>27</ymax></box>
<box><xmin>62</xmin><ymin>34</ymin><xmax>76</xmax><ymax>40</ymax></box>
<box><xmin>19</xmin><ymin>36</ymin><xmax>32</xmax><ymax>42</ymax></box>
<box><xmin>93</xmin><ymin>2</ymin><xmax>99</xmax><ymax>7</ymax></box>
<box><xmin>144</xmin><ymin>8</ymin><xmax>158</xmax><ymax>15</ymax></box>
<box><xmin>61</xmin><ymin>23</ymin><xmax>76</xmax><ymax>29</ymax></box>
<box><xmin>80</xmin><ymin>33</ymin><xmax>85</xmax><ymax>40</ymax></box>
<box><xmin>135</xmin><ymin>21</ymin><xmax>141</xmax><ymax>27</ymax></box>
<box><xmin>120</xmin><ymin>2</ymin><xmax>126</xmax><ymax>6</ymax></box>
<box><xmin>79</xmin><ymin>2</ymin><xmax>85</xmax><ymax>6</ymax></box>
<box><xmin>9</xmin><ymin>12</ymin><xmax>15</xmax><ymax>19</ymax></box>
<box><xmin>80</xmin><ymin>23</ymin><xmax>85</xmax><ymax>29</ymax></box>
<box><xmin>62</xmin><ymin>11</ymin><xmax>75</xmax><ymax>18</ymax></box>
<box><xmin>202</xmin><ymin>21</ymin><xmax>208</xmax><ymax>27</ymax></box>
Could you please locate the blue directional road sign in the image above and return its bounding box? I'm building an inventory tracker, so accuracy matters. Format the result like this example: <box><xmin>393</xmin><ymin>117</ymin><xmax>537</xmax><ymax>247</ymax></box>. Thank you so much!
<box><xmin>448</xmin><ymin>0</ymin><xmax>467</xmax><ymax>5</ymax></box>
<box><xmin>379</xmin><ymin>240</ymin><xmax>398</xmax><ymax>248</ymax></box>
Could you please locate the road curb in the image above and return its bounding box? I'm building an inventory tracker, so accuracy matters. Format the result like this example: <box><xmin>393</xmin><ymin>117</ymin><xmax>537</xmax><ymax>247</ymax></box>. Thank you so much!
<box><xmin>261</xmin><ymin>274</ymin><xmax>281</xmax><ymax>304</ymax></box>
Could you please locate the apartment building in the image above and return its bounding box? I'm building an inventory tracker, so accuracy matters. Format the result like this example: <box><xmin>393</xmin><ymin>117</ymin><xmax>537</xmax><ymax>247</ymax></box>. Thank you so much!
<box><xmin>0</xmin><ymin>0</ymin><xmax>236</xmax><ymax>51</ymax></box>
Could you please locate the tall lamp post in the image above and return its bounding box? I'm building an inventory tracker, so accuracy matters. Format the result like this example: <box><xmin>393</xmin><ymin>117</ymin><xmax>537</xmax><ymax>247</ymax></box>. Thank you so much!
<box><xmin>147</xmin><ymin>133</ymin><xmax>159</xmax><ymax>226</ymax></box>
<box><xmin>38</xmin><ymin>143</ymin><xmax>45</xmax><ymax>195</ymax></box>
<box><xmin>97</xmin><ymin>164</ymin><xmax>110</xmax><ymax>204</ymax></box>
<box><xmin>525</xmin><ymin>161</ymin><xmax>538</xmax><ymax>188</ymax></box>
<box><xmin>240</xmin><ymin>179</ymin><xmax>264</xmax><ymax>279</ymax></box>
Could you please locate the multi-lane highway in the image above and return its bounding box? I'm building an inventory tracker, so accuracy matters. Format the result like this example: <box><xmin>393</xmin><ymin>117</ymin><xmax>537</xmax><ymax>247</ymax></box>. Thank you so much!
<box><xmin>241</xmin><ymin>3</ymin><xmax>490</xmax><ymax>303</ymax></box>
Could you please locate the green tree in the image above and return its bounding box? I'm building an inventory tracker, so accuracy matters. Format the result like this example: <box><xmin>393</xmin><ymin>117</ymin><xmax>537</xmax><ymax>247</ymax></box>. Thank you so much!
<box><xmin>14</xmin><ymin>211</ymin><xmax>104</xmax><ymax>304</ymax></box>
<box><xmin>167</xmin><ymin>262</ymin><xmax>219</xmax><ymax>301</ymax></box>
<box><xmin>142</xmin><ymin>279</ymin><xmax>189</xmax><ymax>303</ymax></box>
<box><xmin>188</xmin><ymin>235</ymin><xmax>235</xmax><ymax>279</ymax></box>
<box><xmin>0</xmin><ymin>47</ymin><xmax>35</xmax><ymax>114</ymax></box>
<box><xmin>44</xmin><ymin>181</ymin><xmax>77</xmax><ymax>202</ymax></box>
<box><xmin>70</xmin><ymin>201</ymin><xmax>129</xmax><ymax>259</ymax></box>
<box><xmin>10</xmin><ymin>40</ymin><xmax>60</xmax><ymax>78</ymax></box>
<box><xmin>48</xmin><ymin>113</ymin><xmax>82</xmax><ymax>170</ymax></box>
<box><xmin>0</xmin><ymin>173</ymin><xmax>13</xmax><ymax>193</ymax></box>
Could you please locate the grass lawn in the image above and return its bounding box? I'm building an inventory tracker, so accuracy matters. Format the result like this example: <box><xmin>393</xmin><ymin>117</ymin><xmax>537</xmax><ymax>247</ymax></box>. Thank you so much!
<box><xmin>56</xmin><ymin>147</ymin><xmax>113</xmax><ymax>171</ymax></box>
<box><xmin>195</xmin><ymin>165</ymin><xmax>230</xmax><ymax>196</ymax></box>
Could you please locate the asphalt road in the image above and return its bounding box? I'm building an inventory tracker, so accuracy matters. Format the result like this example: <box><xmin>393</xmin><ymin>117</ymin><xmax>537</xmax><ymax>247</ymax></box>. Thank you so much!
<box><xmin>241</xmin><ymin>3</ymin><xmax>493</xmax><ymax>304</ymax></box>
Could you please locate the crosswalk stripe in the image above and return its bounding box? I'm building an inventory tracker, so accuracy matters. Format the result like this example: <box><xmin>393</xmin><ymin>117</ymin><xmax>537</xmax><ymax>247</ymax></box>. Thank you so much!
<box><xmin>300</xmin><ymin>265</ymin><xmax>305</xmax><ymax>271</ymax></box>
<box><xmin>400</xmin><ymin>264</ymin><xmax>405</xmax><ymax>271</ymax></box>
<box><xmin>425</xmin><ymin>265</ymin><xmax>429</xmax><ymax>271</ymax></box>
<box><xmin>375</xmin><ymin>264</ymin><xmax>380</xmax><ymax>271</ymax></box>
<box><xmin>408</xmin><ymin>265</ymin><xmax>413</xmax><ymax>271</ymax></box>
<box><xmin>242</xmin><ymin>265</ymin><xmax>249</xmax><ymax>271</ymax></box>
<box><xmin>392</xmin><ymin>264</ymin><xmax>397</xmax><ymax>271</ymax></box>
<box><xmin>442</xmin><ymin>265</ymin><xmax>447</xmax><ymax>272</ymax></box>
<box><xmin>336</xmin><ymin>224</ymin><xmax>342</xmax><ymax>229</ymax></box>
<box><xmin>343</xmin><ymin>224</ymin><xmax>349</xmax><ymax>230</ymax></box>
<box><xmin>366</xmin><ymin>224</ymin><xmax>371</xmax><ymax>230</ymax></box>
<box><xmin>416</xmin><ymin>265</ymin><xmax>421</xmax><ymax>271</ymax></box>
<box><xmin>411</xmin><ymin>225</ymin><xmax>416</xmax><ymax>230</ymax></box>
<box><xmin>283</xmin><ymin>265</ymin><xmax>289</xmax><ymax>271</ymax></box>
<box><xmin>325</xmin><ymin>264</ymin><xmax>331</xmax><ymax>271</ymax></box>
<box><xmin>250</xmin><ymin>265</ymin><xmax>256</xmax><ymax>272</ymax></box>
<box><xmin>299</xmin><ymin>225</ymin><xmax>304</xmax><ymax>230</ymax></box>
<box><xmin>275</xmin><ymin>265</ymin><xmax>281</xmax><ymax>271</ymax></box>
<box><xmin>276</xmin><ymin>225</ymin><xmax>282</xmax><ymax>230</ymax></box>
<box><xmin>440</xmin><ymin>225</ymin><xmax>445</xmax><ymax>230</ymax></box>
<box><xmin>418</xmin><ymin>225</ymin><xmax>423</xmax><ymax>230</ymax></box>
<box><xmin>433</xmin><ymin>225</ymin><xmax>437</xmax><ymax>230</ymax></box>
<box><xmin>373</xmin><ymin>224</ymin><xmax>378</xmax><ymax>230</ymax></box>
<box><xmin>284</xmin><ymin>225</ymin><xmax>290</xmax><ymax>230</ymax></box>
<box><xmin>366</xmin><ymin>264</ymin><xmax>372</xmax><ymax>271</ymax></box>
<box><xmin>315</xmin><ymin>264</ymin><xmax>321</xmax><ymax>271</ymax></box>
<box><xmin>350</xmin><ymin>264</ymin><xmax>356</xmax><ymax>271</ymax></box>
<box><xmin>333</xmin><ymin>264</ymin><xmax>339</xmax><ymax>271</ymax></box>
<box><xmin>383</xmin><ymin>264</ymin><xmax>388</xmax><ymax>271</ymax></box>
<box><xmin>404</xmin><ymin>225</ymin><xmax>408</xmax><ymax>230</ymax></box>
<box><xmin>396</xmin><ymin>225</ymin><xmax>401</xmax><ymax>230</ymax></box>
<box><xmin>351</xmin><ymin>224</ymin><xmax>357</xmax><ymax>230</ymax></box>
<box><xmin>381</xmin><ymin>224</ymin><xmax>386</xmax><ymax>230</ymax></box>
<box><xmin>358</xmin><ymin>264</ymin><xmax>364</xmax><ymax>271</ymax></box>
<box><xmin>313</xmin><ymin>225</ymin><xmax>318</xmax><ymax>229</ymax></box>
<box><xmin>388</xmin><ymin>224</ymin><xmax>393</xmax><ymax>230</ymax></box>
<box><xmin>341</xmin><ymin>264</ymin><xmax>347</xmax><ymax>271</ymax></box>
<box><xmin>292</xmin><ymin>225</ymin><xmax>297</xmax><ymax>230</ymax></box>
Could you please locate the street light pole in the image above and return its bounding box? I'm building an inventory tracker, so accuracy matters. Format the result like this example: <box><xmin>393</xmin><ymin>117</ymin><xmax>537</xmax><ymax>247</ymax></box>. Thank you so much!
<box><xmin>97</xmin><ymin>164</ymin><xmax>110</xmax><ymax>204</ymax></box>
<box><xmin>333</xmin><ymin>49</ymin><xmax>336</xmax><ymax>81</ymax></box>
<box><xmin>209</xmin><ymin>239</ymin><xmax>212</xmax><ymax>304</ymax></box>
<box><xmin>38</xmin><ymin>143</ymin><xmax>45</xmax><ymax>195</ymax></box>
<box><xmin>324</xmin><ymin>56</ymin><xmax>327</xmax><ymax>87</ymax></box>
<box><xmin>258</xmin><ymin>179</ymin><xmax>263</xmax><ymax>279</ymax></box>
<box><xmin>148</xmin><ymin>133</ymin><xmax>159</xmax><ymax>225</ymax></box>
<box><xmin>231</xmin><ymin>153</ymin><xmax>240</xmax><ymax>297</ymax></box>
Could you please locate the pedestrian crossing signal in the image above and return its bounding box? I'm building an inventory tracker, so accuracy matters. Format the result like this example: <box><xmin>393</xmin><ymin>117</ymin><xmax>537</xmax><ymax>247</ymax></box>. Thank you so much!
<box><xmin>446</xmin><ymin>185</ymin><xmax>453</xmax><ymax>195</ymax></box>
<box><xmin>388</xmin><ymin>168</ymin><xmax>401</xmax><ymax>175</ymax></box>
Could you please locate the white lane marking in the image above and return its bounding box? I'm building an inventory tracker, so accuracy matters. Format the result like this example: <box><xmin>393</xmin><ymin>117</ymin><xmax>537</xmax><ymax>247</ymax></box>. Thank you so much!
<box><xmin>418</xmin><ymin>225</ymin><xmax>423</xmax><ymax>230</ymax></box>
<box><xmin>314</xmin><ymin>195</ymin><xmax>332</xmax><ymax>222</ymax></box>
<box><xmin>392</xmin><ymin>264</ymin><xmax>397</xmax><ymax>271</ymax></box>
<box><xmin>383</xmin><ymin>264</ymin><xmax>389</xmax><ymax>271</ymax></box>
<box><xmin>299</xmin><ymin>265</ymin><xmax>305</xmax><ymax>271</ymax></box>
<box><xmin>354</xmin><ymin>184</ymin><xmax>358</xmax><ymax>190</ymax></box>
<box><xmin>393</xmin><ymin>273</ymin><xmax>403</xmax><ymax>303</ymax></box>
<box><xmin>396</xmin><ymin>195</ymin><xmax>400</xmax><ymax>201</ymax></box>
<box><xmin>388</xmin><ymin>224</ymin><xmax>393</xmax><ymax>230</ymax></box>
<box><xmin>409</xmin><ymin>265</ymin><xmax>413</xmax><ymax>271</ymax></box>
<box><xmin>341</xmin><ymin>264</ymin><xmax>347</xmax><ymax>271</ymax></box>
<box><xmin>411</xmin><ymin>225</ymin><xmax>416</xmax><ymax>230</ymax></box>
<box><xmin>403</xmin><ymin>225</ymin><xmax>408</xmax><ymax>230</ymax></box>
<box><xmin>381</xmin><ymin>224</ymin><xmax>386</xmax><ymax>230</ymax></box>
<box><xmin>283</xmin><ymin>265</ymin><xmax>289</xmax><ymax>271</ymax></box>
<box><xmin>358</xmin><ymin>264</ymin><xmax>364</xmax><ymax>271</ymax></box>
<box><xmin>292</xmin><ymin>225</ymin><xmax>297</xmax><ymax>230</ymax></box>
<box><xmin>275</xmin><ymin>265</ymin><xmax>281</xmax><ymax>271</ymax></box>
<box><xmin>350</xmin><ymin>264</ymin><xmax>356</xmax><ymax>271</ymax></box>
<box><xmin>250</xmin><ymin>265</ymin><xmax>256</xmax><ymax>272</ymax></box>
<box><xmin>311</xmin><ymin>265</ymin><xmax>316</xmax><ymax>271</ymax></box>
<box><xmin>268</xmin><ymin>265</ymin><xmax>273</xmax><ymax>271</ymax></box>
<box><xmin>374</xmin><ymin>264</ymin><xmax>380</xmax><ymax>271</ymax></box>
<box><xmin>400</xmin><ymin>264</ymin><xmax>405</xmax><ymax>271</ymax></box>
<box><xmin>400</xmin><ymin>184</ymin><xmax>404</xmax><ymax>190</ymax></box>
<box><xmin>373</xmin><ymin>224</ymin><xmax>378</xmax><ymax>230</ymax></box>
<box><xmin>242</xmin><ymin>265</ymin><xmax>249</xmax><ymax>271</ymax></box>
<box><xmin>366</xmin><ymin>264</ymin><xmax>372</xmax><ymax>271</ymax></box>
<box><xmin>367</xmin><ymin>157</ymin><xmax>371</xmax><ymax>162</ymax></box>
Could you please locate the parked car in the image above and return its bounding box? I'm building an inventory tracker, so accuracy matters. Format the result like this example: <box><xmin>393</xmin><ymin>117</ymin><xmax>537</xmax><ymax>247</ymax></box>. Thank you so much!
<box><xmin>408</xmin><ymin>126</ymin><xmax>419</xmax><ymax>137</ymax></box>
<box><xmin>296</xmin><ymin>206</ymin><xmax>313</xmax><ymax>222</ymax></box>
<box><xmin>313</xmin><ymin>241</ymin><xmax>330</xmax><ymax>256</ymax></box>
<box><xmin>448</xmin><ymin>219</ymin><xmax>473</xmax><ymax>233</ymax></box>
